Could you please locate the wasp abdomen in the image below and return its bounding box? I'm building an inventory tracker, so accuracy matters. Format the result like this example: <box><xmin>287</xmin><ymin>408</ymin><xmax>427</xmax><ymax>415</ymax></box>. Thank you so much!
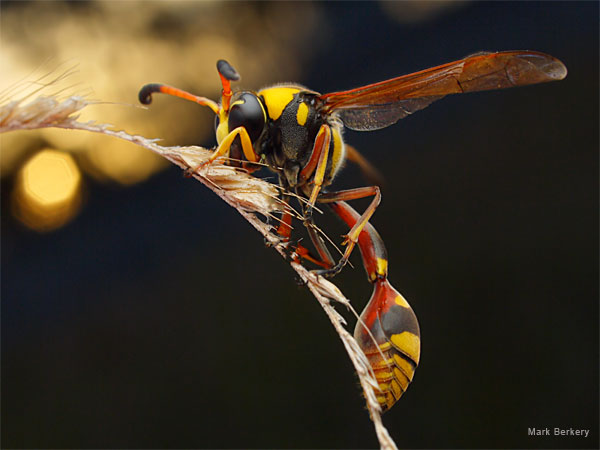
<box><xmin>354</xmin><ymin>278</ymin><xmax>421</xmax><ymax>412</ymax></box>
<box><xmin>328</xmin><ymin>201</ymin><xmax>420</xmax><ymax>411</ymax></box>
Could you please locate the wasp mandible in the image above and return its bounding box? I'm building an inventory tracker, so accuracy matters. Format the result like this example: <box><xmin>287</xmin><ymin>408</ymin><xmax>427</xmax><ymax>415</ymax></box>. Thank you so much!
<box><xmin>139</xmin><ymin>51</ymin><xmax>566</xmax><ymax>412</ymax></box>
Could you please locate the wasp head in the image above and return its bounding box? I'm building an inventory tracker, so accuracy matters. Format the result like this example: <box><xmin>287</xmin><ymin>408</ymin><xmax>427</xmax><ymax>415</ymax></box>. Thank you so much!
<box><xmin>215</xmin><ymin>60</ymin><xmax>267</xmax><ymax>146</ymax></box>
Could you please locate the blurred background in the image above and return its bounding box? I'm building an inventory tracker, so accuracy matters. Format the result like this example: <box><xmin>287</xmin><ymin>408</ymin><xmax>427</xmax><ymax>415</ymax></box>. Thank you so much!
<box><xmin>1</xmin><ymin>1</ymin><xmax>597</xmax><ymax>448</ymax></box>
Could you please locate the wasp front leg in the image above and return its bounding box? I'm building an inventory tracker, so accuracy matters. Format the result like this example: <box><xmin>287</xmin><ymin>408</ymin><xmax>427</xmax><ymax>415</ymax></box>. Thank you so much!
<box><xmin>193</xmin><ymin>126</ymin><xmax>259</xmax><ymax>173</ymax></box>
<box><xmin>298</xmin><ymin>124</ymin><xmax>332</xmax><ymax>218</ymax></box>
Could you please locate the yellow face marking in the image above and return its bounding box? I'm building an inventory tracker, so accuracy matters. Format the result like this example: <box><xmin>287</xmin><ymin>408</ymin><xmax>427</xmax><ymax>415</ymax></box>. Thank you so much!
<box><xmin>216</xmin><ymin>109</ymin><xmax>229</xmax><ymax>145</ymax></box>
<box><xmin>259</xmin><ymin>87</ymin><xmax>300</xmax><ymax>121</ymax></box>
<box><xmin>393</xmin><ymin>354</ymin><xmax>415</xmax><ymax>380</ymax></box>
<box><xmin>296</xmin><ymin>102</ymin><xmax>309</xmax><ymax>126</ymax></box>
<box><xmin>395</xmin><ymin>293</ymin><xmax>410</xmax><ymax>308</ymax></box>
<box><xmin>390</xmin><ymin>332</ymin><xmax>421</xmax><ymax>364</ymax></box>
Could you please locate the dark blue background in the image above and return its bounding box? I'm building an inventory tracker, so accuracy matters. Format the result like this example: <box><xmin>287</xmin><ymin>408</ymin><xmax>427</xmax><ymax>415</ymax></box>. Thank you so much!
<box><xmin>2</xmin><ymin>2</ymin><xmax>598</xmax><ymax>448</ymax></box>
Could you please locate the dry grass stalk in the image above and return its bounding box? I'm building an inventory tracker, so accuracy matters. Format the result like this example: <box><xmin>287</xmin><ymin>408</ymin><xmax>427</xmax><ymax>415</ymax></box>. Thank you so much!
<box><xmin>0</xmin><ymin>93</ymin><xmax>398</xmax><ymax>450</ymax></box>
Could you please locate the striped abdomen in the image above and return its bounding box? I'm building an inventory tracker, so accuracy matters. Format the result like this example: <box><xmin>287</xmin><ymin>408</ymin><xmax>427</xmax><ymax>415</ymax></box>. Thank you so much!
<box><xmin>329</xmin><ymin>201</ymin><xmax>420</xmax><ymax>412</ymax></box>
<box><xmin>354</xmin><ymin>278</ymin><xmax>420</xmax><ymax>412</ymax></box>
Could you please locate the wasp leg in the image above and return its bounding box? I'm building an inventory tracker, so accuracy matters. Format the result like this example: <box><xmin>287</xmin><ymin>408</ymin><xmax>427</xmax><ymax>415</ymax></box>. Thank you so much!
<box><xmin>328</xmin><ymin>201</ymin><xmax>420</xmax><ymax>413</ymax></box>
<box><xmin>276</xmin><ymin>193</ymin><xmax>295</xmax><ymax>240</ymax></box>
<box><xmin>326</xmin><ymin>200</ymin><xmax>387</xmax><ymax>282</ymax></box>
<box><xmin>303</xmin><ymin>212</ymin><xmax>335</xmax><ymax>268</ymax></box>
<box><xmin>314</xmin><ymin>186</ymin><xmax>381</xmax><ymax>278</ymax></box>
<box><xmin>298</xmin><ymin>124</ymin><xmax>332</xmax><ymax>217</ymax></box>
<box><xmin>292</xmin><ymin>243</ymin><xmax>332</xmax><ymax>269</ymax></box>
<box><xmin>275</xmin><ymin>193</ymin><xmax>332</xmax><ymax>269</ymax></box>
<box><xmin>268</xmin><ymin>193</ymin><xmax>296</xmax><ymax>252</ymax></box>
<box><xmin>193</xmin><ymin>126</ymin><xmax>259</xmax><ymax>173</ymax></box>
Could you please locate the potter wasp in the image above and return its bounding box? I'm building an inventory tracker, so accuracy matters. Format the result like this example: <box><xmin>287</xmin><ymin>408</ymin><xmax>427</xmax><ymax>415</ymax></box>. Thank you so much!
<box><xmin>139</xmin><ymin>51</ymin><xmax>566</xmax><ymax>412</ymax></box>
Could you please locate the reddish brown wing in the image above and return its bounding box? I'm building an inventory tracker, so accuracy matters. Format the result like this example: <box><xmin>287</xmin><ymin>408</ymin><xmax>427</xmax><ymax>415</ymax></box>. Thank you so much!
<box><xmin>319</xmin><ymin>50</ymin><xmax>567</xmax><ymax>131</ymax></box>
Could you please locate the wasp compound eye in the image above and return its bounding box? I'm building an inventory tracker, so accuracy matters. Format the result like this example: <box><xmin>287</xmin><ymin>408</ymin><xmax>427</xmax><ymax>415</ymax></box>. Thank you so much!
<box><xmin>228</xmin><ymin>93</ymin><xmax>266</xmax><ymax>142</ymax></box>
<box><xmin>217</xmin><ymin>60</ymin><xmax>241</xmax><ymax>82</ymax></box>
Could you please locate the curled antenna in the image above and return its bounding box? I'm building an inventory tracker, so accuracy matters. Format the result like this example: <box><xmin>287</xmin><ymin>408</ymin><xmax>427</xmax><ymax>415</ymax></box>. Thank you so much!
<box><xmin>138</xmin><ymin>83</ymin><xmax>219</xmax><ymax>114</ymax></box>
<box><xmin>217</xmin><ymin>60</ymin><xmax>240</xmax><ymax>112</ymax></box>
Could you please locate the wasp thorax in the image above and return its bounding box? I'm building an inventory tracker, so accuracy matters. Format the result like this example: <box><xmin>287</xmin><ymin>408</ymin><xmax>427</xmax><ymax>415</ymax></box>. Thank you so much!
<box><xmin>228</xmin><ymin>92</ymin><xmax>267</xmax><ymax>142</ymax></box>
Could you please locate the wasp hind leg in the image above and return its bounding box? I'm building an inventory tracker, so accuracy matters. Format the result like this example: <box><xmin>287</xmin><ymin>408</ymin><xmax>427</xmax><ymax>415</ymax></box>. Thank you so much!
<box><xmin>313</xmin><ymin>185</ymin><xmax>381</xmax><ymax>278</ymax></box>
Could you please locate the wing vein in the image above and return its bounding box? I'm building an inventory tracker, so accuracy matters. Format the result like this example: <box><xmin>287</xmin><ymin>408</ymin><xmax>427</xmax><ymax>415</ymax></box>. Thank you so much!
<box><xmin>318</xmin><ymin>51</ymin><xmax>566</xmax><ymax>131</ymax></box>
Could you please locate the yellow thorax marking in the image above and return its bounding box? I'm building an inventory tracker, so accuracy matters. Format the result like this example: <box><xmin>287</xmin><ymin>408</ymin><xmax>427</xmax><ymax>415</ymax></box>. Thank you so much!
<box><xmin>260</xmin><ymin>87</ymin><xmax>300</xmax><ymax>121</ymax></box>
<box><xmin>296</xmin><ymin>102</ymin><xmax>309</xmax><ymax>126</ymax></box>
<box><xmin>216</xmin><ymin>109</ymin><xmax>229</xmax><ymax>145</ymax></box>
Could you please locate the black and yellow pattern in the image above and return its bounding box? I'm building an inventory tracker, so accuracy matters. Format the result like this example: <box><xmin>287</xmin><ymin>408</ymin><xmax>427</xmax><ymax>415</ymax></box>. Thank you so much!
<box><xmin>258</xmin><ymin>85</ymin><xmax>346</xmax><ymax>191</ymax></box>
<box><xmin>138</xmin><ymin>52</ymin><xmax>565</xmax><ymax>413</ymax></box>
<box><xmin>355</xmin><ymin>279</ymin><xmax>420</xmax><ymax>412</ymax></box>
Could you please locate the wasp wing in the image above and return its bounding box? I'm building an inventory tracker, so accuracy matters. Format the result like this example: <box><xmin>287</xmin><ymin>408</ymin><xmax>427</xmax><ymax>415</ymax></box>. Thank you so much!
<box><xmin>336</xmin><ymin>97</ymin><xmax>443</xmax><ymax>131</ymax></box>
<box><xmin>320</xmin><ymin>51</ymin><xmax>567</xmax><ymax>131</ymax></box>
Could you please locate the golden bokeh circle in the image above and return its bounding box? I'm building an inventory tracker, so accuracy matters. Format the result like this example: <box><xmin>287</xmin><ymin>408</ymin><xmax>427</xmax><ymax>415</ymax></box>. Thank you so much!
<box><xmin>12</xmin><ymin>149</ymin><xmax>83</xmax><ymax>232</ymax></box>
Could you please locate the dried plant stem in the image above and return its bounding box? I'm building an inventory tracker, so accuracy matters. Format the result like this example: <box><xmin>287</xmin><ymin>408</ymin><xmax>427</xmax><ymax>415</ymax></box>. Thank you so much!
<box><xmin>0</xmin><ymin>94</ymin><xmax>398</xmax><ymax>450</ymax></box>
